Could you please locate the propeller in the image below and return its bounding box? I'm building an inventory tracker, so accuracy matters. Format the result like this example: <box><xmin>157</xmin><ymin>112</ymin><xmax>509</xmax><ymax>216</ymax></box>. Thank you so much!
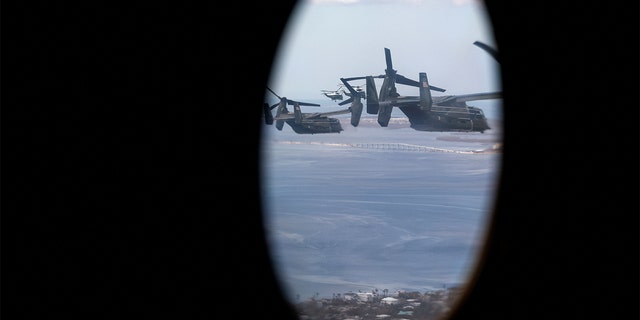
<box><xmin>394</xmin><ymin>74</ymin><xmax>445</xmax><ymax>92</ymax></box>
<box><xmin>341</xmin><ymin>75</ymin><xmax>384</xmax><ymax>82</ymax></box>
<box><xmin>340</xmin><ymin>48</ymin><xmax>446</xmax><ymax>94</ymax></box>
<box><xmin>265</xmin><ymin>87</ymin><xmax>320</xmax><ymax>130</ymax></box>
<box><xmin>473</xmin><ymin>41</ymin><xmax>500</xmax><ymax>63</ymax></box>
<box><xmin>262</xmin><ymin>103</ymin><xmax>274</xmax><ymax>125</ymax></box>
<box><xmin>383</xmin><ymin>48</ymin><xmax>446</xmax><ymax>92</ymax></box>
<box><xmin>266</xmin><ymin>87</ymin><xmax>320</xmax><ymax>107</ymax></box>
<box><xmin>339</xmin><ymin>78</ymin><xmax>364</xmax><ymax>127</ymax></box>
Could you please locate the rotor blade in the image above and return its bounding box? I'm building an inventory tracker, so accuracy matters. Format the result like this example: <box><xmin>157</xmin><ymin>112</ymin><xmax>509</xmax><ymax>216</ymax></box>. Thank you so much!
<box><xmin>266</xmin><ymin>86</ymin><xmax>281</xmax><ymax>100</ymax></box>
<box><xmin>396</xmin><ymin>74</ymin><xmax>419</xmax><ymax>87</ymax></box>
<box><xmin>340</xmin><ymin>77</ymin><xmax>364</xmax><ymax>99</ymax></box>
<box><xmin>473</xmin><ymin>41</ymin><xmax>500</xmax><ymax>63</ymax></box>
<box><xmin>340</xmin><ymin>78</ymin><xmax>364</xmax><ymax>127</ymax></box>
<box><xmin>382</xmin><ymin>48</ymin><xmax>446</xmax><ymax>92</ymax></box>
<box><xmin>436</xmin><ymin>92</ymin><xmax>502</xmax><ymax>104</ymax></box>
<box><xmin>396</xmin><ymin>74</ymin><xmax>446</xmax><ymax>92</ymax></box>
<box><xmin>339</xmin><ymin>97</ymin><xmax>354</xmax><ymax>106</ymax></box>
<box><xmin>275</xmin><ymin>99</ymin><xmax>286</xmax><ymax>118</ymax></box>
<box><xmin>384</xmin><ymin>47</ymin><xmax>393</xmax><ymax>72</ymax></box>
<box><xmin>342</xmin><ymin>75</ymin><xmax>384</xmax><ymax>82</ymax></box>
<box><xmin>287</xmin><ymin>100</ymin><xmax>320</xmax><ymax>107</ymax></box>
<box><xmin>263</xmin><ymin>103</ymin><xmax>274</xmax><ymax>125</ymax></box>
<box><xmin>341</xmin><ymin>76</ymin><xmax>366</xmax><ymax>82</ymax></box>
<box><xmin>296</xmin><ymin>102</ymin><xmax>321</xmax><ymax>107</ymax></box>
<box><xmin>428</xmin><ymin>85</ymin><xmax>446</xmax><ymax>92</ymax></box>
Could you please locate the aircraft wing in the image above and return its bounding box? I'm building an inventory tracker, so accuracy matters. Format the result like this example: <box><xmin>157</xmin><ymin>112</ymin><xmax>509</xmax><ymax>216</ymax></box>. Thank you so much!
<box><xmin>432</xmin><ymin>92</ymin><xmax>502</xmax><ymax>104</ymax></box>
<box><xmin>382</xmin><ymin>96</ymin><xmax>420</xmax><ymax>107</ymax></box>
<box><xmin>273</xmin><ymin>108</ymin><xmax>351</xmax><ymax>120</ymax></box>
<box><xmin>309</xmin><ymin>108</ymin><xmax>351</xmax><ymax>117</ymax></box>
<box><xmin>379</xmin><ymin>92</ymin><xmax>501</xmax><ymax>108</ymax></box>
<box><xmin>272</xmin><ymin>113</ymin><xmax>296</xmax><ymax>120</ymax></box>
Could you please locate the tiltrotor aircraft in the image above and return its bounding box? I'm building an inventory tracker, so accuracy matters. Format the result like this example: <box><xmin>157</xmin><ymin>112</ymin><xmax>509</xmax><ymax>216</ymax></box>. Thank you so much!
<box><xmin>263</xmin><ymin>87</ymin><xmax>353</xmax><ymax>134</ymax></box>
<box><xmin>339</xmin><ymin>46</ymin><xmax>501</xmax><ymax>133</ymax></box>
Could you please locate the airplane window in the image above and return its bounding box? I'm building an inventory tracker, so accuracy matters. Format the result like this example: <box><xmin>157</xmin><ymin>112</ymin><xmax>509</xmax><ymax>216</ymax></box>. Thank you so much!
<box><xmin>261</xmin><ymin>1</ymin><xmax>502</xmax><ymax>319</ymax></box>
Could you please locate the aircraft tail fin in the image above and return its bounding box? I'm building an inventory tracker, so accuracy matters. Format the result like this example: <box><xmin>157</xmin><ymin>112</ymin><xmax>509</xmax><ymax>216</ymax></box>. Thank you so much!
<box><xmin>418</xmin><ymin>72</ymin><xmax>433</xmax><ymax>111</ymax></box>
<box><xmin>366</xmin><ymin>76</ymin><xmax>379</xmax><ymax>115</ymax></box>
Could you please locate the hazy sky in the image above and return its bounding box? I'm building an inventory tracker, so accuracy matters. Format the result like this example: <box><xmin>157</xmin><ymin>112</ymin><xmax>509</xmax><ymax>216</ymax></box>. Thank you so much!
<box><xmin>267</xmin><ymin>0</ymin><xmax>501</xmax><ymax>103</ymax></box>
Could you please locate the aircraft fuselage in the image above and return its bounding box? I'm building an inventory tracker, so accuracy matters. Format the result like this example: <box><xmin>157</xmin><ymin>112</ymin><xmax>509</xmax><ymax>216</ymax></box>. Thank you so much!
<box><xmin>285</xmin><ymin>118</ymin><xmax>343</xmax><ymax>134</ymax></box>
<box><xmin>323</xmin><ymin>93</ymin><xmax>343</xmax><ymax>101</ymax></box>
<box><xmin>398</xmin><ymin>104</ymin><xmax>490</xmax><ymax>133</ymax></box>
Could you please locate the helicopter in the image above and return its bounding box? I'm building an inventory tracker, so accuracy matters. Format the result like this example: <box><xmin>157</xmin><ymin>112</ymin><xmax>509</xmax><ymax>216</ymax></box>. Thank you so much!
<box><xmin>321</xmin><ymin>83</ymin><xmax>365</xmax><ymax>102</ymax></box>
<box><xmin>343</xmin><ymin>84</ymin><xmax>365</xmax><ymax>99</ymax></box>
<box><xmin>339</xmin><ymin>46</ymin><xmax>501</xmax><ymax>133</ymax></box>
<box><xmin>320</xmin><ymin>85</ymin><xmax>345</xmax><ymax>101</ymax></box>
<box><xmin>263</xmin><ymin>87</ymin><xmax>353</xmax><ymax>134</ymax></box>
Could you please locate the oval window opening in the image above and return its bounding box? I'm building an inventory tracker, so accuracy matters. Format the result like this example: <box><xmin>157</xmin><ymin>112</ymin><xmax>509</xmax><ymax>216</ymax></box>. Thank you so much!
<box><xmin>261</xmin><ymin>1</ymin><xmax>502</xmax><ymax>319</ymax></box>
